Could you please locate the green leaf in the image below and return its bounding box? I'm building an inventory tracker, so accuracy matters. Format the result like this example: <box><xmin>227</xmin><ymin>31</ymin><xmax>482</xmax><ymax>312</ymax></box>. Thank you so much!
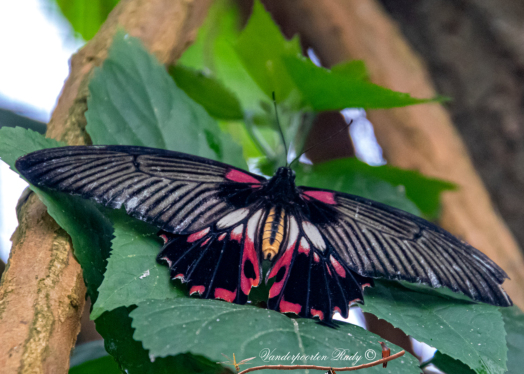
<box><xmin>295</xmin><ymin>158</ymin><xmax>455</xmax><ymax>218</ymax></box>
<box><xmin>95</xmin><ymin>307</ymin><xmax>224</xmax><ymax>374</ymax></box>
<box><xmin>91</xmin><ymin>211</ymin><xmax>184</xmax><ymax>320</ymax></box>
<box><xmin>283</xmin><ymin>55</ymin><xmax>434</xmax><ymax>110</ymax></box>
<box><xmin>69</xmin><ymin>356</ymin><xmax>121</xmax><ymax>374</ymax></box>
<box><xmin>56</xmin><ymin>0</ymin><xmax>119</xmax><ymax>40</ymax></box>
<box><xmin>170</xmin><ymin>65</ymin><xmax>243</xmax><ymax>120</ymax></box>
<box><xmin>331</xmin><ymin>60</ymin><xmax>369</xmax><ymax>81</ymax></box>
<box><xmin>426</xmin><ymin>351</ymin><xmax>476</xmax><ymax>374</ymax></box>
<box><xmin>501</xmin><ymin>306</ymin><xmax>524</xmax><ymax>374</ymax></box>
<box><xmin>86</xmin><ymin>30</ymin><xmax>247</xmax><ymax>169</ymax></box>
<box><xmin>234</xmin><ymin>0</ymin><xmax>301</xmax><ymax>101</ymax></box>
<box><xmin>0</xmin><ymin>127</ymin><xmax>112</xmax><ymax>300</ymax></box>
<box><xmin>361</xmin><ymin>281</ymin><xmax>507</xmax><ymax>374</ymax></box>
<box><xmin>178</xmin><ymin>0</ymin><xmax>268</xmax><ymax>116</ymax></box>
<box><xmin>130</xmin><ymin>298</ymin><xmax>420</xmax><ymax>374</ymax></box>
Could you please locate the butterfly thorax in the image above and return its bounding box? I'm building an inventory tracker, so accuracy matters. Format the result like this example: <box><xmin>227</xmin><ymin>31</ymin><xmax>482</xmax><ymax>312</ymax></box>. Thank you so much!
<box><xmin>264</xmin><ymin>167</ymin><xmax>298</xmax><ymax>202</ymax></box>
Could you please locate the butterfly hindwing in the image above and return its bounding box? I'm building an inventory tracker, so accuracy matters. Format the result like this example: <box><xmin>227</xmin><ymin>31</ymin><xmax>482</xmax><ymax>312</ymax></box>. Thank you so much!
<box><xmin>267</xmin><ymin>214</ymin><xmax>373</xmax><ymax>321</ymax></box>
<box><xmin>157</xmin><ymin>206</ymin><xmax>265</xmax><ymax>304</ymax></box>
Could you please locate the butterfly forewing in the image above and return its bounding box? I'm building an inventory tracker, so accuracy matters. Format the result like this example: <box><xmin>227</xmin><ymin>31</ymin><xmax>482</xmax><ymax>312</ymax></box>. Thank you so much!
<box><xmin>16</xmin><ymin>146</ymin><xmax>265</xmax><ymax>234</ymax></box>
<box><xmin>298</xmin><ymin>186</ymin><xmax>512</xmax><ymax>308</ymax></box>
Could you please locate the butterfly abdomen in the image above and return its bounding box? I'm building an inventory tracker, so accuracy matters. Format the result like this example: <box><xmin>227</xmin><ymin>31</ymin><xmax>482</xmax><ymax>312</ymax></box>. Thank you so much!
<box><xmin>262</xmin><ymin>206</ymin><xmax>286</xmax><ymax>261</ymax></box>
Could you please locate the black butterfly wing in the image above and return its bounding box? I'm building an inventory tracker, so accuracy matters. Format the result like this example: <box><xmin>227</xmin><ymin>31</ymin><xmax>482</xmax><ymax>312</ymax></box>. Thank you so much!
<box><xmin>297</xmin><ymin>186</ymin><xmax>512</xmax><ymax>308</ymax></box>
<box><xmin>266</xmin><ymin>213</ymin><xmax>373</xmax><ymax>321</ymax></box>
<box><xmin>15</xmin><ymin>145</ymin><xmax>267</xmax><ymax>234</ymax></box>
<box><xmin>158</xmin><ymin>206</ymin><xmax>266</xmax><ymax>304</ymax></box>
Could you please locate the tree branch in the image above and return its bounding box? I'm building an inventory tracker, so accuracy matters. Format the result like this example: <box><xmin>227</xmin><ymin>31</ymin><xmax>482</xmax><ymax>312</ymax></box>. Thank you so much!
<box><xmin>263</xmin><ymin>0</ymin><xmax>524</xmax><ymax>309</ymax></box>
<box><xmin>0</xmin><ymin>1</ymin><xmax>211</xmax><ymax>373</ymax></box>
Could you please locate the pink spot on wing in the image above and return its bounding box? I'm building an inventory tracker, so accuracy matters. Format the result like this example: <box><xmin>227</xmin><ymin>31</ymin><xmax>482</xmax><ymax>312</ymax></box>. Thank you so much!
<box><xmin>310</xmin><ymin>308</ymin><xmax>324</xmax><ymax>320</ymax></box>
<box><xmin>159</xmin><ymin>234</ymin><xmax>168</xmax><ymax>244</ymax></box>
<box><xmin>279</xmin><ymin>297</ymin><xmax>302</xmax><ymax>315</ymax></box>
<box><xmin>313</xmin><ymin>252</ymin><xmax>320</xmax><ymax>263</ymax></box>
<box><xmin>218</xmin><ymin>233</ymin><xmax>227</xmax><ymax>241</ymax></box>
<box><xmin>214</xmin><ymin>288</ymin><xmax>237</xmax><ymax>303</ymax></box>
<box><xmin>200</xmin><ymin>238</ymin><xmax>210</xmax><ymax>247</ymax></box>
<box><xmin>268</xmin><ymin>239</ymin><xmax>296</xmax><ymax>298</ymax></box>
<box><xmin>174</xmin><ymin>273</ymin><xmax>184</xmax><ymax>281</ymax></box>
<box><xmin>298</xmin><ymin>237</ymin><xmax>310</xmax><ymax>255</ymax></box>
<box><xmin>241</xmin><ymin>230</ymin><xmax>260</xmax><ymax>295</ymax></box>
<box><xmin>362</xmin><ymin>283</ymin><xmax>371</xmax><ymax>290</ymax></box>
<box><xmin>225</xmin><ymin>169</ymin><xmax>261</xmax><ymax>184</ymax></box>
<box><xmin>230</xmin><ymin>225</ymin><xmax>243</xmax><ymax>243</ymax></box>
<box><xmin>187</xmin><ymin>228</ymin><xmax>210</xmax><ymax>243</ymax></box>
<box><xmin>330</xmin><ymin>255</ymin><xmax>346</xmax><ymax>278</ymax></box>
<box><xmin>189</xmin><ymin>285</ymin><xmax>205</xmax><ymax>295</ymax></box>
<box><xmin>334</xmin><ymin>306</ymin><xmax>342</xmax><ymax>314</ymax></box>
<box><xmin>303</xmin><ymin>190</ymin><xmax>336</xmax><ymax>205</ymax></box>
<box><xmin>326</xmin><ymin>264</ymin><xmax>333</xmax><ymax>277</ymax></box>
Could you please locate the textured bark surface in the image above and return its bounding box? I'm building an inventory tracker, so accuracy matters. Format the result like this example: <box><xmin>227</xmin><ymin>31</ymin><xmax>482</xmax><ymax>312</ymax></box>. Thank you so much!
<box><xmin>0</xmin><ymin>0</ymin><xmax>211</xmax><ymax>373</ymax></box>
<box><xmin>378</xmin><ymin>0</ymin><xmax>524</xmax><ymax>262</ymax></box>
<box><xmin>263</xmin><ymin>0</ymin><xmax>524</xmax><ymax>310</ymax></box>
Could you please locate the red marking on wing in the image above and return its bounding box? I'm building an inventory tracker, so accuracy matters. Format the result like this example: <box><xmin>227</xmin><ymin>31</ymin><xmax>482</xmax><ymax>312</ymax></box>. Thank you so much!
<box><xmin>330</xmin><ymin>255</ymin><xmax>346</xmax><ymax>278</ymax></box>
<box><xmin>189</xmin><ymin>285</ymin><xmax>205</xmax><ymax>295</ymax></box>
<box><xmin>160</xmin><ymin>256</ymin><xmax>172</xmax><ymax>267</ymax></box>
<box><xmin>225</xmin><ymin>169</ymin><xmax>261</xmax><ymax>184</ymax></box>
<box><xmin>230</xmin><ymin>225</ymin><xmax>243</xmax><ymax>243</ymax></box>
<box><xmin>298</xmin><ymin>237</ymin><xmax>310</xmax><ymax>255</ymax></box>
<box><xmin>279</xmin><ymin>297</ymin><xmax>302</xmax><ymax>315</ymax></box>
<box><xmin>313</xmin><ymin>252</ymin><xmax>320</xmax><ymax>263</ymax></box>
<box><xmin>187</xmin><ymin>228</ymin><xmax>210</xmax><ymax>243</ymax></box>
<box><xmin>310</xmin><ymin>308</ymin><xmax>324</xmax><ymax>320</ymax></box>
<box><xmin>214</xmin><ymin>288</ymin><xmax>237</xmax><ymax>303</ymax></box>
<box><xmin>201</xmin><ymin>238</ymin><xmax>210</xmax><ymax>247</ymax></box>
<box><xmin>334</xmin><ymin>306</ymin><xmax>342</xmax><ymax>314</ymax></box>
<box><xmin>218</xmin><ymin>233</ymin><xmax>227</xmax><ymax>241</ymax></box>
<box><xmin>241</xmin><ymin>226</ymin><xmax>260</xmax><ymax>295</ymax></box>
<box><xmin>174</xmin><ymin>273</ymin><xmax>184</xmax><ymax>281</ymax></box>
<box><xmin>326</xmin><ymin>264</ymin><xmax>333</xmax><ymax>277</ymax></box>
<box><xmin>362</xmin><ymin>283</ymin><xmax>371</xmax><ymax>290</ymax></box>
<box><xmin>268</xmin><ymin>241</ymin><xmax>296</xmax><ymax>298</ymax></box>
<box><xmin>303</xmin><ymin>190</ymin><xmax>336</xmax><ymax>205</ymax></box>
<box><xmin>160</xmin><ymin>234</ymin><xmax>168</xmax><ymax>244</ymax></box>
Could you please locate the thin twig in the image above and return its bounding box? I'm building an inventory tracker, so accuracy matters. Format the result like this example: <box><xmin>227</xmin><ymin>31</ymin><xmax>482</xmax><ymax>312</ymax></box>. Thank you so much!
<box><xmin>237</xmin><ymin>350</ymin><xmax>405</xmax><ymax>373</ymax></box>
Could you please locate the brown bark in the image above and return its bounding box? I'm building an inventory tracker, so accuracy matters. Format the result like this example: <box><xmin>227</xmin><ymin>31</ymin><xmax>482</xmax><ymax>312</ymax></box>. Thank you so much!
<box><xmin>263</xmin><ymin>0</ymin><xmax>524</xmax><ymax>310</ymax></box>
<box><xmin>0</xmin><ymin>0</ymin><xmax>211</xmax><ymax>373</ymax></box>
<box><xmin>378</xmin><ymin>0</ymin><xmax>524</xmax><ymax>270</ymax></box>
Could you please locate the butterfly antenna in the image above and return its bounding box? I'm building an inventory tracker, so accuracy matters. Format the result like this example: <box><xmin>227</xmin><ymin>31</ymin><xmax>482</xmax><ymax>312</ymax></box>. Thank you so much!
<box><xmin>272</xmin><ymin>92</ymin><xmax>288</xmax><ymax>166</ymax></box>
<box><xmin>288</xmin><ymin>119</ymin><xmax>353</xmax><ymax>168</ymax></box>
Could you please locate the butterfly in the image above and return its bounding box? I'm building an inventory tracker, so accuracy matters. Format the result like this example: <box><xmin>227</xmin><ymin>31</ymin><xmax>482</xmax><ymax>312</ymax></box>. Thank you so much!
<box><xmin>15</xmin><ymin>145</ymin><xmax>512</xmax><ymax>322</ymax></box>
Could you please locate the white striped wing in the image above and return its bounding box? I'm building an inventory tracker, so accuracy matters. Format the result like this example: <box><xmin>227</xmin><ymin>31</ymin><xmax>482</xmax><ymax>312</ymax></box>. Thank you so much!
<box><xmin>299</xmin><ymin>187</ymin><xmax>512</xmax><ymax>307</ymax></box>
<box><xmin>16</xmin><ymin>145</ymin><xmax>266</xmax><ymax>234</ymax></box>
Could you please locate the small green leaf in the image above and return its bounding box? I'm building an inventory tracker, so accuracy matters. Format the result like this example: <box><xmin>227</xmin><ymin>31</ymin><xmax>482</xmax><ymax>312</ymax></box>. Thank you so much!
<box><xmin>69</xmin><ymin>356</ymin><xmax>121</xmax><ymax>374</ymax></box>
<box><xmin>295</xmin><ymin>158</ymin><xmax>455</xmax><ymax>218</ymax></box>
<box><xmin>130</xmin><ymin>298</ymin><xmax>420</xmax><ymax>374</ymax></box>
<box><xmin>91</xmin><ymin>211</ymin><xmax>184</xmax><ymax>320</ymax></box>
<box><xmin>86</xmin><ymin>30</ymin><xmax>247</xmax><ymax>169</ymax></box>
<box><xmin>56</xmin><ymin>0</ymin><xmax>119</xmax><ymax>40</ymax></box>
<box><xmin>170</xmin><ymin>65</ymin><xmax>243</xmax><ymax>120</ymax></box>
<box><xmin>501</xmin><ymin>306</ymin><xmax>524</xmax><ymax>374</ymax></box>
<box><xmin>178</xmin><ymin>0</ymin><xmax>268</xmax><ymax>115</ymax></box>
<box><xmin>361</xmin><ymin>281</ymin><xmax>507</xmax><ymax>374</ymax></box>
<box><xmin>283</xmin><ymin>55</ymin><xmax>434</xmax><ymax>110</ymax></box>
<box><xmin>234</xmin><ymin>0</ymin><xmax>301</xmax><ymax>101</ymax></box>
